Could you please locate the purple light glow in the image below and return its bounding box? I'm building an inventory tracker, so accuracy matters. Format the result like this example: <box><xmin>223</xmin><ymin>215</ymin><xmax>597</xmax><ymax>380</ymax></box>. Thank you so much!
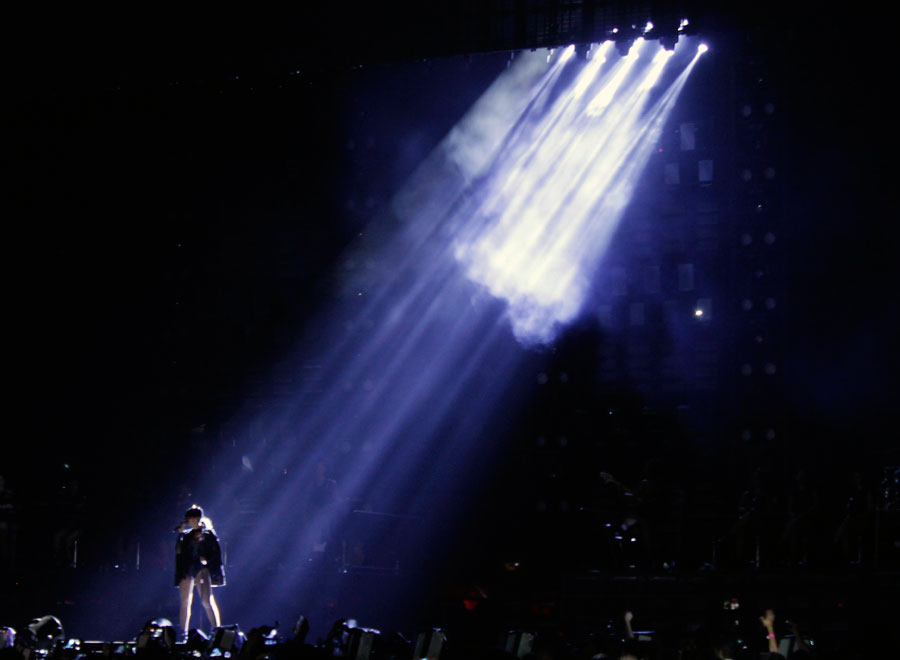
<box><xmin>180</xmin><ymin>40</ymin><xmax>704</xmax><ymax>630</ymax></box>
<box><xmin>453</xmin><ymin>39</ymin><xmax>702</xmax><ymax>344</ymax></box>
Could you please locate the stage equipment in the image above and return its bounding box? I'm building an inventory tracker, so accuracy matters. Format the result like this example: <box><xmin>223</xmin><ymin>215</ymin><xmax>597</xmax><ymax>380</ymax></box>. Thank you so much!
<box><xmin>615</xmin><ymin>39</ymin><xmax>635</xmax><ymax>57</ymax></box>
<box><xmin>660</xmin><ymin>35</ymin><xmax>678</xmax><ymax>51</ymax></box>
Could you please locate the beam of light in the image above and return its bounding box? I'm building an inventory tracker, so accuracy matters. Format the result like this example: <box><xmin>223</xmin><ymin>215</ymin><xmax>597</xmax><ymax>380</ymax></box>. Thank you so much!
<box><xmin>126</xmin><ymin>39</ymin><xmax>705</xmax><ymax>635</ymax></box>
<box><xmin>638</xmin><ymin>48</ymin><xmax>675</xmax><ymax>92</ymax></box>
<box><xmin>453</xmin><ymin>39</ymin><xmax>700</xmax><ymax>345</ymax></box>
<box><xmin>571</xmin><ymin>41</ymin><xmax>612</xmax><ymax>100</ymax></box>
<box><xmin>585</xmin><ymin>38</ymin><xmax>645</xmax><ymax>115</ymax></box>
<box><xmin>556</xmin><ymin>44</ymin><xmax>575</xmax><ymax>65</ymax></box>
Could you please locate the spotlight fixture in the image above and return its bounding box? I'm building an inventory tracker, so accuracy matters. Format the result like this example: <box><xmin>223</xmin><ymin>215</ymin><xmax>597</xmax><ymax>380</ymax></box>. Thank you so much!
<box><xmin>698</xmin><ymin>43</ymin><xmax>709</xmax><ymax>54</ymax></box>
<box><xmin>615</xmin><ymin>39</ymin><xmax>635</xmax><ymax>57</ymax></box>
<box><xmin>660</xmin><ymin>35</ymin><xmax>679</xmax><ymax>51</ymax></box>
<box><xmin>679</xmin><ymin>18</ymin><xmax>690</xmax><ymax>32</ymax></box>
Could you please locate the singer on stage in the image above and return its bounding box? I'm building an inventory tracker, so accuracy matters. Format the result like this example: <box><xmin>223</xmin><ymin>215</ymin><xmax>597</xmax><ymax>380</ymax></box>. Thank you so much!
<box><xmin>174</xmin><ymin>504</ymin><xmax>224</xmax><ymax>636</ymax></box>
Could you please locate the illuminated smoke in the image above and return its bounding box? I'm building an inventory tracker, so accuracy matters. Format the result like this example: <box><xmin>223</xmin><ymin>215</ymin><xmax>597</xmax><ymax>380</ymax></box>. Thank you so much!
<box><xmin>172</xmin><ymin>38</ymin><xmax>706</xmax><ymax>630</ymax></box>
<box><xmin>453</xmin><ymin>39</ymin><xmax>703</xmax><ymax>344</ymax></box>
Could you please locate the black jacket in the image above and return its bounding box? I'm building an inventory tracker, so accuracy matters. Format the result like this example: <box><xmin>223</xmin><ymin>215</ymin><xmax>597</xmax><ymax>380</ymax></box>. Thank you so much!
<box><xmin>174</xmin><ymin>526</ymin><xmax>225</xmax><ymax>587</ymax></box>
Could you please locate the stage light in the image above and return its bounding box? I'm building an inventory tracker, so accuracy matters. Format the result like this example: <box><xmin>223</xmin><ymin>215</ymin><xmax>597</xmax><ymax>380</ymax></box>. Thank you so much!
<box><xmin>194</xmin><ymin>42</ymin><xmax>705</xmax><ymax>627</ymax></box>
<box><xmin>644</xmin><ymin>22</ymin><xmax>654</xmax><ymax>33</ymax></box>
<box><xmin>696</xmin><ymin>299</ymin><xmax>711</xmax><ymax>320</ymax></box>
<box><xmin>698</xmin><ymin>43</ymin><xmax>709</xmax><ymax>54</ymax></box>
<box><xmin>660</xmin><ymin>35</ymin><xmax>678</xmax><ymax>51</ymax></box>
<box><xmin>638</xmin><ymin>48</ymin><xmax>675</xmax><ymax>91</ymax></box>
<box><xmin>615</xmin><ymin>39</ymin><xmax>635</xmax><ymax>57</ymax></box>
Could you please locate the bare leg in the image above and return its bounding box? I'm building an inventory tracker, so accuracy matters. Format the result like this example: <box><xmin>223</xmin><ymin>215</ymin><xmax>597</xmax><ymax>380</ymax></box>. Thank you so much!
<box><xmin>179</xmin><ymin>576</ymin><xmax>194</xmax><ymax>635</ymax></box>
<box><xmin>195</xmin><ymin>569</ymin><xmax>221</xmax><ymax>630</ymax></box>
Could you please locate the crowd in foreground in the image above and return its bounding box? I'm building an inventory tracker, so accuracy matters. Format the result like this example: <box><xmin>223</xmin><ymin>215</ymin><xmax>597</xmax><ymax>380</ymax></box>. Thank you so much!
<box><xmin>0</xmin><ymin>607</ymin><xmax>860</xmax><ymax>660</ymax></box>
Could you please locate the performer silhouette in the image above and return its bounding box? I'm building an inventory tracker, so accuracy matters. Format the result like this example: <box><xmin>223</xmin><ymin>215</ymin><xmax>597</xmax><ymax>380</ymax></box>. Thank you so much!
<box><xmin>174</xmin><ymin>504</ymin><xmax>224</xmax><ymax>636</ymax></box>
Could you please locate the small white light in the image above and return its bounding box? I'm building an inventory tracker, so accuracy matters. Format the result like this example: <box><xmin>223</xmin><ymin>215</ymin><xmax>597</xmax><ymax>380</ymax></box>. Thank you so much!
<box><xmin>694</xmin><ymin>309</ymin><xmax>703</xmax><ymax>317</ymax></box>
<box><xmin>698</xmin><ymin>43</ymin><xmax>709</xmax><ymax>54</ymax></box>
<box><xmin>644</xmin><ymin>22</ymin><xmax>654</xmax><ymax>33</ymax></box>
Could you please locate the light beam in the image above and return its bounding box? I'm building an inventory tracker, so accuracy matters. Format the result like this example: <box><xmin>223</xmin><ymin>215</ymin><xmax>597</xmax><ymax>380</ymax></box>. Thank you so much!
<box><xmin>164</xmin><ymin>38</ymin><xmax>706</xmax><ymax>632</ymax></box>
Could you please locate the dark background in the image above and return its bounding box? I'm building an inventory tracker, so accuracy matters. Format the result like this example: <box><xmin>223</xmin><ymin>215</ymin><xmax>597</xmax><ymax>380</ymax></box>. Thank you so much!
<box><xmin>3</xmin><ymin>1</ymin><xmax>898</xmax><ymax>644</ymax></box>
